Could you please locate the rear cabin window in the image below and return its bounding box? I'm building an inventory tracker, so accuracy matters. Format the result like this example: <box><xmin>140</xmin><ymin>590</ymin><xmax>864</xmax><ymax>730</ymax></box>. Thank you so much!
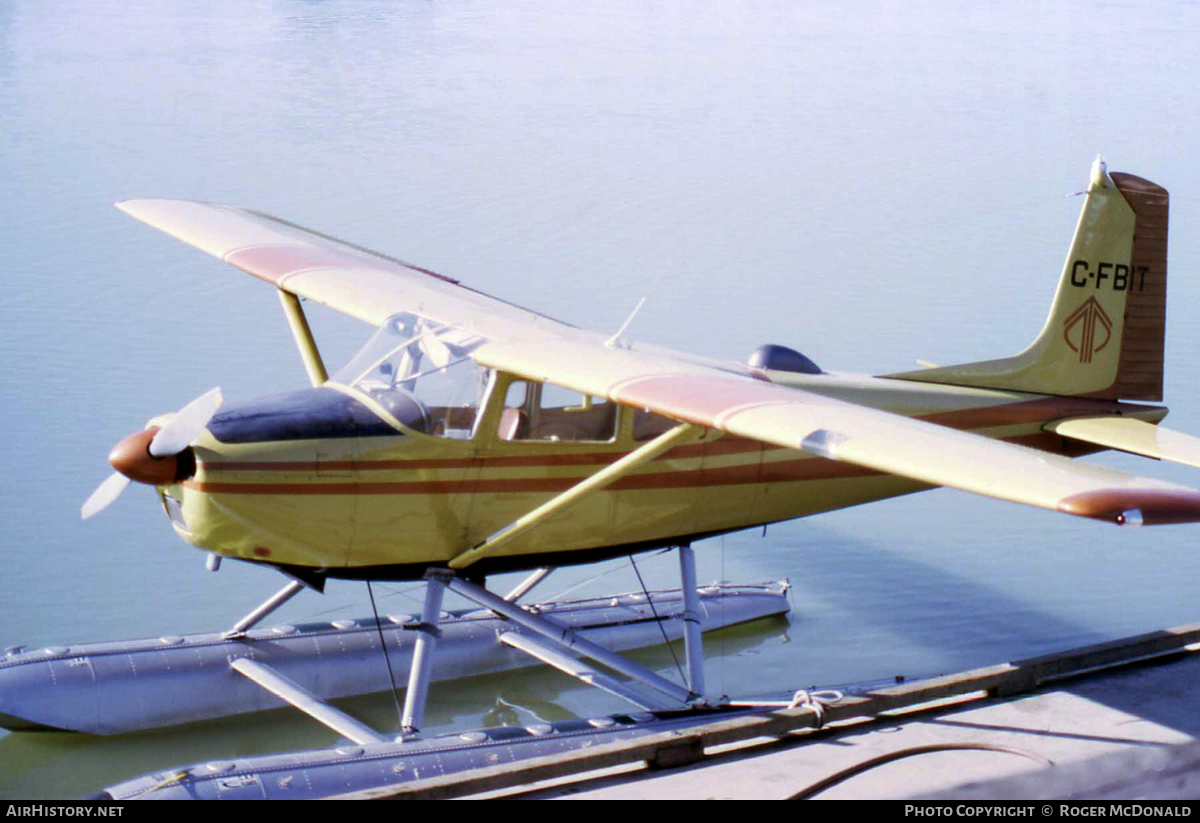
<box><xmin>631</xmin><ymin>408</ymin><xmax>679</xmax><ymax>441</ymax></box>
<box><xmin>498</xmin><ymin>381</ymin><xmax>618</xmax><ymax>442</ymax></box>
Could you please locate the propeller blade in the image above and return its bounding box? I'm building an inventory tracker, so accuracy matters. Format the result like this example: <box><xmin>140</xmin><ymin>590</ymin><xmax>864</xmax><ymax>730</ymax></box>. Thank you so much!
<box><xmin>81</xmin><ymin>472</ymin><xmax>132</xmax><ymax>520</ymax></box>
<box><xmin>149</xmin><ymin>387</ymin><xmax>223</xmax><ymax>457</ymax></box>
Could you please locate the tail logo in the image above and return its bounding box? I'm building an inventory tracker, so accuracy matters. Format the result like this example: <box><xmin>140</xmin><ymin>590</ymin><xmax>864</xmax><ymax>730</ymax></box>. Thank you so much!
<box><xmin>1063</xmin><ymin>296</ymin><xmax>1113</xmax><ymax>364</ymax></box>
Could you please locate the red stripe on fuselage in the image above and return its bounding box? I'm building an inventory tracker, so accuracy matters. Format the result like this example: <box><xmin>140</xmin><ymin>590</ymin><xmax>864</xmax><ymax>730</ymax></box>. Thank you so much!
<box><xmin>203</xmin><ymin>435</ymin><xmax>775</xmax><ymax>474</ymax></box>
<box><xmin>183</xmin><ymin>428</ymin><xmax>1084</xmax><ymax>497</ymax></box>
<box><xmin>200</xmin><ymin>396</ymin><xmax>1143</xmax><ymax>477</ymax></box>
<box><xmin>185</xmin><ymin>453</ymin><xmax>878</xmax><ymax>496</ymax></box>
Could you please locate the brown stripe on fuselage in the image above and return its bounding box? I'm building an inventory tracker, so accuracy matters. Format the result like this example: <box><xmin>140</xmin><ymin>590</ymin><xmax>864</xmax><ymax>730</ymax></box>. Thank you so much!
<box><xmin>180</xmin><ymin>429</ymin><xmax>1089</xmax><ymax>499</ymax></box>
<box><xmin>185</xmin><ymin>452</ymin><xmax>879</xmax><ymax>496</ymax></box>
<box><xmin>189</xmin><ymin>427</ymin><xmax>1087</xmax><ymax>497</ymax></box>
<box><xmin>202</xmin><ymin>434</ymin><xmax>775</xmax><ymax>474</ymax></box>
<box><xmin>205</xmin><ymin>455</ymin><xmax>618</xmax><ymax>473</ymax></box>
<box><xmin>915</xmin><ymin>395</ymin><xmax>1147</xmax><ymax>429</ymax></box>
<box><xmin>191</xmin><ymin>435</ymin><xmax>1080</xmax><ymax>498</ymax></box>
<box><xmin>198</xmin><ymin>396</ymin><xmax>1155</xmax><ymax>480</ymax></box>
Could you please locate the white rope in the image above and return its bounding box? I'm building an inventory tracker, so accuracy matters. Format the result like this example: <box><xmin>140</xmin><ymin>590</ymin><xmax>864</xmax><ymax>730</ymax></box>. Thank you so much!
<box><xmin>787</xmin><ymin>689</ymin><xmax>843</xmax><ymax>727</ymax></box>
<box><xmin>728</xmin><ymin>688</ymin><xmax>844</xmax><ymax>728</ymax></box>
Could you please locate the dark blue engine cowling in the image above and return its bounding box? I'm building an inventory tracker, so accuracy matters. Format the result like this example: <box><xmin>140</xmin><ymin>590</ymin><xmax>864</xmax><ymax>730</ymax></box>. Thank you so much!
<box><xmin>747</xmin><ymin>344</ymin><xmax>823</xmax><ymax>375</ymax></box>
<box><xmin>208</xmin><ymin>387</ymin><xmax>422</xmax><ymax>443</ymax></box>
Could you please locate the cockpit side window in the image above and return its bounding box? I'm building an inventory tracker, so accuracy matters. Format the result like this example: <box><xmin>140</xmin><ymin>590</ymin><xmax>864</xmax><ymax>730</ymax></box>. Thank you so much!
<box><xmin>330</xmin><ymin>313</ymin><xmax>491</xmax><ymax>439</ymax></box>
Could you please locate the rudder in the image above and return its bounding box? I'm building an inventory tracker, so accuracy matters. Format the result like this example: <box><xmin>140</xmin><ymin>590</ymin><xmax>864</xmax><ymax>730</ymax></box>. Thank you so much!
<box><xmin>888</xmin><ymin>158</ymin><xmax>1168</xmax><ymax>401</ymax></box>
<box><xmin>1105</xmin><ymin>170</ymin><xmax>1168</xmax><ymax>400</ymax></box>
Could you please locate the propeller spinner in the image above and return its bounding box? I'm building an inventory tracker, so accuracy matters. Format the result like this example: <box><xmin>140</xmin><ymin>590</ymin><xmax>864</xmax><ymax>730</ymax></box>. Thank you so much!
<box><xmin>81</xmin><ymin>387</ymin><xmax>223</xmax><ymax>520</ymax></box>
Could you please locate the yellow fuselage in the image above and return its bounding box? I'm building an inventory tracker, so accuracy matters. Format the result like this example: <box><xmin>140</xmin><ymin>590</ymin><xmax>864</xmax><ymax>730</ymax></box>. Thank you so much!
<box><xmin>164</xmin><ymin>371</ymin><xmax>1164</xmax><ymax>579</ymax></box>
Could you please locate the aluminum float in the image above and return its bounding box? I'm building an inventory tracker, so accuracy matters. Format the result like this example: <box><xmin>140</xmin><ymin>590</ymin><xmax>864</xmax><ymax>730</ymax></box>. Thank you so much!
<box><xmin>0</xmin><ymin>581</ymin><xmax>788</xmax><ymax>735</ymax></box>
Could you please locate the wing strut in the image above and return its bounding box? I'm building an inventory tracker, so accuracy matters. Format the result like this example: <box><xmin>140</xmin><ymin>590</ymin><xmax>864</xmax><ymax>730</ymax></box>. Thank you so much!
<box><xmin>277</xmin><ymin>288</ymin><xmax>329</xmax><ymax>387</ymax></box>
<box><xmin>448</xmin><ymin>422</ymin><xmax>698</xmax><ymax>569</ymax></box>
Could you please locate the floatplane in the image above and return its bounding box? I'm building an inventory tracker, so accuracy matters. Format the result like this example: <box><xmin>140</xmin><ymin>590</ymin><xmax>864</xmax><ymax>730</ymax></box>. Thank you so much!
<box><xmin>9</xmin><ymin>158</ymin><xmax>1200</xmax><ymax>798</ymax></box>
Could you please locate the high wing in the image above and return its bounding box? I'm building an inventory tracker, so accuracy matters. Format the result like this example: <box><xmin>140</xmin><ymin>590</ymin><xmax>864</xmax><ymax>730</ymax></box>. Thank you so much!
<box><xmin>118</xmin><ymin>199</ymin><xmax>1200</xmax><ymax>527</ymax></box>
<box><xmin>115</xmin><ymin>199</ymin><xmax>575</xmax><ymax>343</ymax></box>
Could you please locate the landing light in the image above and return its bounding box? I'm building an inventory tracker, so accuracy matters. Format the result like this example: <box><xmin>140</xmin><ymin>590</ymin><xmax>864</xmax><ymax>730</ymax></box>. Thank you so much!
<box><xmin>1117</xmin><ymin>508</ymin><xmax>1144</xmax><ymax>527</ymax></box>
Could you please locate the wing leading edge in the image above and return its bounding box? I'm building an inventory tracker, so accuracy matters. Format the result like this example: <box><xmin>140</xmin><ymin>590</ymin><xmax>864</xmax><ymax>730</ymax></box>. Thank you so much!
<box><xmin>475</xmin><ymin>338</ymin><xmax>1200</xmax><ymax>526</ymax></box>
<box><xmin>115</xmin><ymin>199</ymin><xmax>574</xmax><ymax>342</ymax></box>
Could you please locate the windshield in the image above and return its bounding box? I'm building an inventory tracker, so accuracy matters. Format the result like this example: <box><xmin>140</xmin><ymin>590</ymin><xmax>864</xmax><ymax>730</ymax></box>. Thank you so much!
<box><xmin>331</xmin><ymin>313</ymin><xmax>490</xmax><ymax>438</ymax></box>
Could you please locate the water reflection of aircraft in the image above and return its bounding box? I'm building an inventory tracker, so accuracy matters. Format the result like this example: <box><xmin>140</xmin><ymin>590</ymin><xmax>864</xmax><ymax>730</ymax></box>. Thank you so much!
<box><xmin>79</xmin><ymin>158</ymin><xmax>1200</xmax><ymax>731</ymax></box>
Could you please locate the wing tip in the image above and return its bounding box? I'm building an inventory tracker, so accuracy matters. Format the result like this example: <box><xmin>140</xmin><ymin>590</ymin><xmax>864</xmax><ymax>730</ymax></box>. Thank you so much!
<box><xmin>113</xmin><ymin>198</ymin><xmax>175</xmax><ymax>220</ymax></box>
<box><xmin>1058</xmin><ymin>488</ymin><xmax>1200</xmax><ymax>526</ymax></box>
<box><xmin>114</xmin><ymin>198</ymin><xmax>222</xmax><ymax>217</ymax></box>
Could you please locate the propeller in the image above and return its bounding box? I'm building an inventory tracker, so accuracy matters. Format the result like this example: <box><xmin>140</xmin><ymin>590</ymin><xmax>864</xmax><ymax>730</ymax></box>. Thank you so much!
<box><xmin>80</xmin><ymin>473</ymin><xmax>131</xmax><ymax>521</ymax></box>
<box><xmin>80</xmin><ymin>387</ymin><xmax>223</xmax><ymax>520</ymax></box>
<box><xmin>147</xmin><ymin>387</ymin><xmax>223</xmax><ymax>457</ymax></box>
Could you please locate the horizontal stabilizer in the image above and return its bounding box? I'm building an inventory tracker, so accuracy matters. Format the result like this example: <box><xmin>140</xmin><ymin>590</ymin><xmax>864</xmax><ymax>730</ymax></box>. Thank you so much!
<box><xmin>1047</xmin><ymin>416</ymin><xmax>1200</xmax><ymax>470</ymax></box>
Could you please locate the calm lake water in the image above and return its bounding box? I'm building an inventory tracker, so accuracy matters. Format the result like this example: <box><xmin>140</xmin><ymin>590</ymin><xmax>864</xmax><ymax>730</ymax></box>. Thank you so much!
<box><xmin>4</xmin><ymin>0</ymin><xmax>1200</xmax><ymax>799</ymax></box>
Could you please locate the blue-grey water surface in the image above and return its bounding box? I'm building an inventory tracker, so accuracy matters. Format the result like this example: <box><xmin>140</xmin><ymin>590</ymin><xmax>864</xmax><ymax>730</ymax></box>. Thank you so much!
<box><xmin>4</xmin><ymin>0</ymin><xmax>1200</xmax><ymax>799</ymax></box>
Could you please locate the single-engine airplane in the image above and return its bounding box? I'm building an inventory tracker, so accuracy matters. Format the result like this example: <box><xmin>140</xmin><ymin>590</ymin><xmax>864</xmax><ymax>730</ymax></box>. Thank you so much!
<box><xmin>78</xmin><ymin>157</ymin><xmax>1200</xmax><ymax>728</ymax></box>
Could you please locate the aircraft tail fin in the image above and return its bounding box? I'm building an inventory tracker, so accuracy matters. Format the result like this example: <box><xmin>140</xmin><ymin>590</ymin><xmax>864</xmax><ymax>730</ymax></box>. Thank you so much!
<box><xmin>887</xmin><ymin>158</ymin><xmax>1168</xmax><ymax>401</ymax></box>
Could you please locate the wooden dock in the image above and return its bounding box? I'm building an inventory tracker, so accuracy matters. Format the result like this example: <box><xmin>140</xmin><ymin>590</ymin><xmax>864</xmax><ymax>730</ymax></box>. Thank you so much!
<box><xmin>340</xmin><ymin>621</ymin><xmax>1200</xmax><ymax>799</ymax></box>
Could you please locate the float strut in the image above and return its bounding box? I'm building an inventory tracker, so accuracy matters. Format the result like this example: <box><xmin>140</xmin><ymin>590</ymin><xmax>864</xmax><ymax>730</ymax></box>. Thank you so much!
<box><xmin>223</xmin><ymin>580</ymin><xmax>306</xmax><ymax>639</ymax></box>
<box><xmin>503</xmin><ymin>567</ymin><xmax>553</xmax><ymax>603</ymax></box>
<box><xmin>401</xmin><ymin>575</ymin><xmax>446</xmax><ymax>734</ymax></box>
<box><xmin>678</xmin><ymin>544</ymin><xmax>706</xmax><ymax>701</ymax></box>
<box><xmin>440</xmin><ymin>572</ymin><xmax>695</xmax><ymax>706</ymax></box>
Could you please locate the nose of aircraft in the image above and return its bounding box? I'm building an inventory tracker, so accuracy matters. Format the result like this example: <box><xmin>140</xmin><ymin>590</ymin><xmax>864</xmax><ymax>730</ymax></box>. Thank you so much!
<box><xmin>81</xmin><ymin>387</ymin><xmax>222</xmax><ymax>520</ymax></box>
<box><xmin>107</xmin><ymin>427</ymin><xmax>190</xmax><ymax>485</ymax></box>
